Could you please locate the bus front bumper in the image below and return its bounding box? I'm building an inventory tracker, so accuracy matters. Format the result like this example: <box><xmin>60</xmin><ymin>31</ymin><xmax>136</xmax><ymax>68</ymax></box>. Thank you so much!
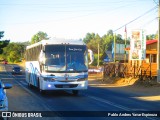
<box><xmin>41</xmin><ymin>81</ymin><xmax>88</xmax><ymax>90</ymax></box>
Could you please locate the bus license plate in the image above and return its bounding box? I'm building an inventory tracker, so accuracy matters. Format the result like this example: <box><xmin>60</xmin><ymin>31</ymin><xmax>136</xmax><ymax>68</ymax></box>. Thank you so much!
<box><xmin>63</xmin><ymin>85</ymin><xmax>70</xmax><ymax>88</ymax></box>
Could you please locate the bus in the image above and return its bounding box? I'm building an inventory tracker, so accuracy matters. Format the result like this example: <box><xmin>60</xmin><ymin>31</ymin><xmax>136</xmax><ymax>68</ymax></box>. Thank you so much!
<box><xmin>25</xmin><ymin>39</ymin><xmax>93</xmax><ymax>95</ymax></box>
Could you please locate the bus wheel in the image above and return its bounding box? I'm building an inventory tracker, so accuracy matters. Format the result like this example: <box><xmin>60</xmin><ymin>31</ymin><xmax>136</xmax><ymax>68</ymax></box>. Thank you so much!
<box><xmin>38</xmin><ymin>82</ymin><xmax>45</xmax><ymax>94</ymax></box>
<box><xmin>40</xmin><ymin>89</ymin><xmax>45</xmax><ymax>94</ymax></box>
<box><xmin>72</xmin><ymin>90</ymin><xmax>79</xmax><ymax>96</ymax></box>
<box><xmin>28</xmin><ymin>83</ymin><xmax>33</xmax><ymax>89</ymax></box>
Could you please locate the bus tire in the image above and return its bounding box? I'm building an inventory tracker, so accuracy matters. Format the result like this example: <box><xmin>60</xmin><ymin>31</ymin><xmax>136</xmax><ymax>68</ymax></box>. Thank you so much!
<box><xmin>28</xmin><ymin>83</ymin><xmax>33</xmax><ymax>89</ymax></box>
<box><xmin>28</xmin><ymin>77</ymin><xmax>33</xmax><ymax>89</ymax></box>
<box><xmin>38</xmin><ymin>80</ymin><xmax>45</xmax><ymax>94</ymax></box>
<box><xmin>72</xmin><ymin>90</ymin><xmax>79</xmax><ymax>96</ymax></box>
<box><xmin>40</xmin><ymin>89</ymin><xmax>45</xmax><ymax>94</ymax></box>
<box><xmin>28</xmin><ymin>74</ymin><xmax>33</xmax><ymax>89</ymax></box>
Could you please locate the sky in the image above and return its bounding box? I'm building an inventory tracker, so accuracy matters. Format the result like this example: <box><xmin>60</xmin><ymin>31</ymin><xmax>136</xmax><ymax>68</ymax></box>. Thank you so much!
<box><xmin>0</xmin><ymin>0</ymin><xmax>158</xmax><ymax>42</ymax></box>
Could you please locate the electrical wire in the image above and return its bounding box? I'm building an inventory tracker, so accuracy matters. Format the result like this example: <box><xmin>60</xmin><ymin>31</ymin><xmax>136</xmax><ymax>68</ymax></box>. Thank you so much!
<box><xmin>152</xmin><ymin>0</ymin><xmax>159</xmax><ymax>6</ymax></box>
<box><xmin>139</xmin><ymin>17</ymin><xmax>157</xmax><ymax>28</ymax></box>
<box><xmin>114</xmin><ymin>6</ymin><xmax>157</xmax><ymax>32</ymax></box>
<box><xmin>1</xmin><ymin>1</ymin><xmax>141</xmax><ymax>25</ymax></box>
<box><xmin>0</xmin><ymin>0</ymin><xmax>148</xmax><ymax>7</ymax></box>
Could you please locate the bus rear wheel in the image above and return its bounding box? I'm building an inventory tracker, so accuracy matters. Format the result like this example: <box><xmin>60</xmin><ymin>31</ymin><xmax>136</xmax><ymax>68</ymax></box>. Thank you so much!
<box><xmin>28</xmin><ymin>74</ymin><xmax>33</xmax><ymax>89</ymax></box>
<box><xmin>28</xmin><ymin>83</ymin><xmax>33</xmax><ymax>89</ymax></box>
<box><xmin>72</xmin><ymin>90</ymin><xmax>79</xmax><ymax>96</ymax></box>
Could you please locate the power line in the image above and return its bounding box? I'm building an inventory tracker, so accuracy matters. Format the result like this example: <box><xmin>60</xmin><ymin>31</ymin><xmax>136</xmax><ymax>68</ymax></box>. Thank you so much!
<box><xmin>0</xmin><ymin>0</ymin><xmax>148</xmax><ymax>7</ymax></box>
<box><xmin>1</xmin><ymin>2</ymin><xmax>142</xmax><ymax>25</ymax></box>
<box><xmin>114</xmin><ymin>6</ymin><xmax>157</xmax><ymax>32</ymax></box>
<box><xmin>139</xmin><ymin>17</ymin><xmax>157</xmax><ymax>28</ymax></box>
<box><xmin>152</xmin><ymin>0</ymin><xmax>159</xmax><ymax>5</ymax></box>
<box><xmin>0</xmin><ymin>0</ymin><xmax>150</xmax><ymax>12</ymax></box>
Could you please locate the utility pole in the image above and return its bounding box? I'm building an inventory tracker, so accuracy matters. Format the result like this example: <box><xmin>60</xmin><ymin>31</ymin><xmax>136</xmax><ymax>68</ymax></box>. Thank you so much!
<box><xmin>124</xmin><ymin>26</ymin><xmax>127</xmax><ymax>63</ymax></box>
<box><xmin>97</xmin><ymin>43</ymin><xmax>99</xmax><ymax>67</ymax></box>
<box><xmin>157</xmin><ymin>0</ymin><xmax>160</xmax><ymax>83</ymax></box>
<box><xmin>114</xmin><ymin>34</ymin><xmax>116</xmax><ymax>62</ymax></box>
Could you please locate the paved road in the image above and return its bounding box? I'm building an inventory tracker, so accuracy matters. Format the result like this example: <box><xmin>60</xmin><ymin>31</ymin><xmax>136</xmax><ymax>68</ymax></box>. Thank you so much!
<box><xmin>0</xmin><ymin>64</ymin><xmax>160</xmax><ymax>120</ymax></box>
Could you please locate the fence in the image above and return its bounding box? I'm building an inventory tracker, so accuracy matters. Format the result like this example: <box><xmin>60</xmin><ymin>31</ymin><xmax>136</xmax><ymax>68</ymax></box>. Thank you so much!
<box><xmin>103</xmin><ymin>63</ymin><xmax>157</xmax><ymax>81</ymax></box>
<box><xmin>88</xmin><ymin>67</ymin><xmax>104</xmax><ymax>80</ymax></box>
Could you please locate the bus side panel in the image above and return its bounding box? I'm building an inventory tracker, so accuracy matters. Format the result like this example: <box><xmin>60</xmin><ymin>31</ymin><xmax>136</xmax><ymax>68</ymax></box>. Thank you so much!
<box><xmin>25</xmin><ymin>61</ymin><xmax>40</xmax><ymax>87</ymax></box>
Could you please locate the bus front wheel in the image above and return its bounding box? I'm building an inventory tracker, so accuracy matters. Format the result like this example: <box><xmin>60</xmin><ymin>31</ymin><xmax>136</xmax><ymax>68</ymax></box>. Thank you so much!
<box><xmin>38</xmin><ymin>80</ymin><xmax>45</xmax><ymax>94</ymax></box>
<box><xmin>39</xmin><ymin>89</ymin><xmax>45</xmax><ymax>94</ymax></box>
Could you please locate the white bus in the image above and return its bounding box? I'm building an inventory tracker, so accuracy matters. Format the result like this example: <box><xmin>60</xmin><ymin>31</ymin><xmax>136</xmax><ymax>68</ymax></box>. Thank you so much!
<box><xmin>25</xmin><ymin>39</ymin><xmax>93</xmax><ymax>95</ymax></box>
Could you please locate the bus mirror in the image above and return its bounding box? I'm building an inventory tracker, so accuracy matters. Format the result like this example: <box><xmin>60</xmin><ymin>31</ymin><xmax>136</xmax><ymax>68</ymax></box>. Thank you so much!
<box><xmin>39</xmin><ymin>50</ymin><xmax>45</xmax><ymax>64</ymax></box>
<box><xmin>88</xmin><ymin>49</ymin><xmax>94</xmax><ymax>65</ymax></box>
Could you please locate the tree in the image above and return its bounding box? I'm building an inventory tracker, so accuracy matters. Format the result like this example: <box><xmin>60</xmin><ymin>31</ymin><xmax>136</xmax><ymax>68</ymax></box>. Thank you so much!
<box><xmin>107</xmin><ymin>30</ymin><xmax>113</xmax><ymax>36</ymax></box>
<box><xmin>86</xmin><ymin>33</ymin><xmax>101</xmax><ymax>53</ymax></box>
<box><xmin>0</xmin><ymin>31</ymin><xmax>10</xmax><ymax>54</ymax></box>
<box><xmin>1</xmin><ymin>42</ymin><xmax>26</xmax><ymax>63</ymax></box>
<box><xmin>146</xmin><ymin>34</ymin><xmax>156</xmax><ymax>40</ymax></box>
<box><xmin>101</xmin><ymin>31</ymin><xmax>114</xmax><ymax>60</ymax></box>
<box><xmin>31</xmin><ymin>31</ymin><xmax>49</xmax><ymax>44</ymax></box>
<box><xmin>83</xmin><ymin>33</ymin><xmax>96</xmax><ymax>44</ymax></box>
<box><xmin>0</xmin><ymin>31</ymin><xmax>4</xmax><ymax>39</ymax></box>
<box><xmin>83</xmin><ymin>29</ymin><xmax>129</xmax><ymax>66</ymax></box>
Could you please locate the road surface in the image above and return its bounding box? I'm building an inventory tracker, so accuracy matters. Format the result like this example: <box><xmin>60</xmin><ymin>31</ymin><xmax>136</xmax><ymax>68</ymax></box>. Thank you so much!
<box><xmin>0</xmin><ymin>64</ymin><xmax>159</xmax><ymax>120</ymax></box>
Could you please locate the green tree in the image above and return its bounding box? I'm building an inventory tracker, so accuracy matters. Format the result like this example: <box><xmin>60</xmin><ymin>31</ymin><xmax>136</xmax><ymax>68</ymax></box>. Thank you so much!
<box><xmin>100</xmin><ymin>30</ymin><xmax>114</xmax><ymax>60</ymax></box>
<box><xmin>31</xmin><ymin>31</ymin><xmax>49</xmax><ymax>44</ymax></box>
<box><xmin>0</xmin><ymin>31</ymin><xmax>10</xmax><ymax>54</ymax></box>
<box><xmin>0</xmin><ymin>31</ymin><xmax>4</xmax><ymax>39</ymax></box>
<box><xmin>101</xmin><ymin>30</ymin><xmax>114</xmax><ymax>51</ymax></box>
<box><xmin>87</xmin><ymin>33</ymin><xmax>101</xmax><ymax>53</ymax></box>
<box><xmin>0</xmin><ymin>40</ymin><xmax>10</xmax><ymax>54</ymax></box>
<box><xmin>2</xmin><ymin>42</ymin><xmax>26</xmax><ymax>63</ymax></box>
<box><xmin>83</xmin><ymin>33</ymin><xmax>103</xmax><ymax>66</ymax></box>
<box><xmin>146</xmin><ymin>34</ymin><xmax>156</xmax><ymax>40</ymax></box>
<box><xmin>83</xmin><ymin>29</ymin><xmax>130</xmax><ymax>66</ymax></box>
<box><xmin>83</xmin><ymin>33</ymin><xmax>96</xmax><ymax>44</ymax></box>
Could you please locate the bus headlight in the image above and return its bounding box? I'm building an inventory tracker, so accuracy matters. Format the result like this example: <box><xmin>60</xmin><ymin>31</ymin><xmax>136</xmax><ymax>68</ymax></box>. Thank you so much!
<box><xmin>77</xmin><ymin>78</ymin><xmax>87</xmax><ymax>81</ymax></box>
<box><xmin>48</xmin><ymin>84</ymin><xmax>52</xmax><ymax>88</ymax></box>
<box><xmin>43</xmin><ymin>77</ymin><xmax>56</xmax><ymax>82</ymax></box>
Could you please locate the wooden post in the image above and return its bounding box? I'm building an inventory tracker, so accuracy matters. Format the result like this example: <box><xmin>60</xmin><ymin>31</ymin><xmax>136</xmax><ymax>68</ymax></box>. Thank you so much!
<box><xmin>150</xmin><ymin>54</ymin><xmax>152</xmax><ymax>80</ymax></box>
<box><xmin>157</xmin><ymin>0</ymin><xmax>160</xmax><ymax>83</ymax></box>
<box><xmin>114</xmin><ymin>34</ymin><xmax>116</xmax><ymax>62</ymax></box>
<box><xmin>134</xmin><ymin>61</ymin><xmax>136</xmax><ymax>78</ymax></box>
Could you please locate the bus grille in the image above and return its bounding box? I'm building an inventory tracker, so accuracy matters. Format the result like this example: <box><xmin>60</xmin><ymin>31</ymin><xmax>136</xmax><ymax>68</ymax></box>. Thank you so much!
<box><xmin>55</xmin><ymin>84</ymin><xmax>78</xmax><ymax>88</ymax></box>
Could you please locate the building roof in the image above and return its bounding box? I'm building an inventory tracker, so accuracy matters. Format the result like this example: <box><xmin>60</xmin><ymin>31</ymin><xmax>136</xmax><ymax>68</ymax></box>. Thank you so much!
<box><xmin>146</xmin><ymin>39</ymin><xmax>157</xmax><ymax>45</ymax></box>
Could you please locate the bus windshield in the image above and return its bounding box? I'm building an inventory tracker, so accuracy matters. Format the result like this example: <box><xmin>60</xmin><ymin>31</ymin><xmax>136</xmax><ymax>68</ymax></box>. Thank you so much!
<box><xmin>44</xmin><ymin>45</ymin><xmax>88</xmax><ymax>72</ymax></box>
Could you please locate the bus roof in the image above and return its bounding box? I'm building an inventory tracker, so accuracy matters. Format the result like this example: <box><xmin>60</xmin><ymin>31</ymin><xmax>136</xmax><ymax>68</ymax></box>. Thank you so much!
<box><xmin>26</xmin><ymin>38</ymin><xmax>86</xmax><ymax>49</ymax></box>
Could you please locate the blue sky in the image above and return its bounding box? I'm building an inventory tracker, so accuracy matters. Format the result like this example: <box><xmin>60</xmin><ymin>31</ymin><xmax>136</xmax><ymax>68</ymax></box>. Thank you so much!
<box><xmin>0</xmin><ymin>0</ymin><xmax>158</xmax><ymax>42</ymax></box>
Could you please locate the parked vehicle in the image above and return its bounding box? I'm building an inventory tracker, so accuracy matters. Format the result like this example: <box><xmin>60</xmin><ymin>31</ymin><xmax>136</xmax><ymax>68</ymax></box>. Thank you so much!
<box><xmin>3</xmin><ymin>61</ymin><xmax>7</xmax><ymax>64</ymax></box>
<box><xmin>12</xmin><ymin>66</ymin><xmax>22</xmax><ymax>75</ymax></box>
<box><xmin>0</xmin><ymin>80</ymin><xmax>12</xmax><ymax>120</ymax></box>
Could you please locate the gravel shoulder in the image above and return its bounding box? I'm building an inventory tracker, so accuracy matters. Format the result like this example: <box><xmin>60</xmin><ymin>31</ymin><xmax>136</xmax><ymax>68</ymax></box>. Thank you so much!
<box><xmin>88</xmin><ymin>75</ymin><xmax>160</xmax><ymax>101</ymax></box>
